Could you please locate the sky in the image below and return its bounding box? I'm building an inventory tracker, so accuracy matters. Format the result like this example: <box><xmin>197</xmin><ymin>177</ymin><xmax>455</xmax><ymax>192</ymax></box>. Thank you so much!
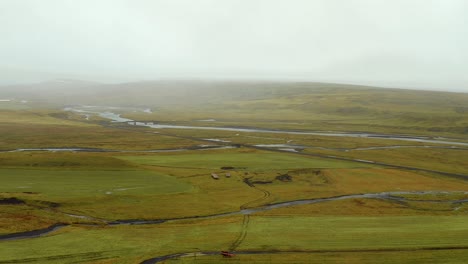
<box><xmin>1</xmin><ymin>0</ymin><xmax>467</xmax><ymax>91</ymax></box>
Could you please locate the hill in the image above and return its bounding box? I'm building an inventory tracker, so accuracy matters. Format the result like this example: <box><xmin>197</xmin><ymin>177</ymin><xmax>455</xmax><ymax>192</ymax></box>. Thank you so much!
<box><xmin>1</xmin><ymin>80</ymin><xmax>467</xmax><ymax>137</ymax></box>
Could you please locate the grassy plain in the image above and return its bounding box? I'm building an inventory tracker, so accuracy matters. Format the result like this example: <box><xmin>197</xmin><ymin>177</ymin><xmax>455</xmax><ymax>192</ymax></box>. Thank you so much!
<box><xmin>169</xmin><ymin>250</ymin><xmax>468</xmax><ymax>264</ymax></box>
<box><xmin>256</xmin><ymin>197</ymin><xmax>468</xmax><ymax>217</ymax></box>
<box><xmin>0</xmin><ymin>110</ymin><xmax>202</xmax><ymax>150</ymax></box>
<box><xmin>118</xmin><ymin>150</ymin><xmax>367</xmax><ymax>171</ymax></box>
<box><xmin>1</xmin><ymin>216</ymin><xmax>467</xmax><ymax>263</ymax></box>
<box><xmin>303</xmin><ymin>147</ymin><xmax>468</xmax><ymax>175</ymax></box>
<box><xmin>0</xmin><ymin>169</ymin><xmax>192</xmax><ymax>199</ymax></box>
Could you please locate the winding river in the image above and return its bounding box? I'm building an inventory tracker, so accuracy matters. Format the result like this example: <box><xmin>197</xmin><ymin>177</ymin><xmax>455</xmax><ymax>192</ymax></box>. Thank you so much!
<box><xmin>1</xmin><ymin>146</ymin><xmax>235</xmax><ymax>153</ymax></box>
<box><xmin>66</xmin><ymin>107</ymin><xmax>468</xmax><ymax>147</ymax></box>
<box><xmin>1</xmin><ymin>191</ymin><xmax>466</xmax><ymax>242</ymax></box>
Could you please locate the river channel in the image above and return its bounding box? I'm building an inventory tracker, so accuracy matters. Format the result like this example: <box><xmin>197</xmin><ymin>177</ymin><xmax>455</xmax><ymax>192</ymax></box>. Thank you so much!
<box><xmin>66</xmin><ymin>107</ymin><xmax>468</xmax><ymax>147</ymax></box>
<box><xmin>1</xmin><ymin>191</ymin><xmax>466</xmax><ymax>241</ymax></box>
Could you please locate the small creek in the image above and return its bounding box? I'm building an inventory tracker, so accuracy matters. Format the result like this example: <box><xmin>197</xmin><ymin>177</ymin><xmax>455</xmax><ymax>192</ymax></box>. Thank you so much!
<box><xmin>1</xmin><ymin>191</ymin><xmax>466</xmax><ymax>242</ymax></box>
<box><xmin>0</xmin><ymin>224</ymin><xmax>67</xmax><ymax>241</ymax></box>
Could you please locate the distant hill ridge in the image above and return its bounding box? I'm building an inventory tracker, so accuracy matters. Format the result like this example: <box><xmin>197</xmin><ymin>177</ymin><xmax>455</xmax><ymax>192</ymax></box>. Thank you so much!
<box><xmin>2</xmin><ymin>80</ymin><xmax>466</xmax><ymax>107</ymax></box>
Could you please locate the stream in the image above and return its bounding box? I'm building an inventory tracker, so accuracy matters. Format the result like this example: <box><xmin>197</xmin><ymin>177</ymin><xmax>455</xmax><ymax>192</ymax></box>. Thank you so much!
<box><xmin>1</xmin><ymin>191</ymin><xmax>466</xmax><ymax>242</ymax></box>
<box><xmin>1</xmin><ymin>146</ymin><xmax>235</xmax><ymax>153</ymax></box>
<box><xmin>65</xmin><ymin>107</ymin><xmax>468</xmax><ymax>147</ymax></box>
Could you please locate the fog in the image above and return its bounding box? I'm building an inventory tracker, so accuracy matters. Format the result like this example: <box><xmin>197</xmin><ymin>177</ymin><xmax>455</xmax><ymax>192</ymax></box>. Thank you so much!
<box><xmin>1</xmin><ymin>0</ymin><xmax>467</xmax><ymax>92</ymax></box>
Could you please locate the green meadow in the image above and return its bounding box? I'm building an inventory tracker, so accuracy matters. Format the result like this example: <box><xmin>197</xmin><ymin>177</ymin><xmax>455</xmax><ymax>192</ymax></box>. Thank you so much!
<box><xmin>118</xmin><ymin>151</ymin><xmax>369</xmax><ymax>171</ymax></box>
<box><xmin>0</xmin><ymin>169</ymin><xmax>192</xmax><ymax>198</ymax></box>
<box><xmin>0</xmin><ymin>216</ymin><xmax>467</xmax><ymax>263</ymax></box>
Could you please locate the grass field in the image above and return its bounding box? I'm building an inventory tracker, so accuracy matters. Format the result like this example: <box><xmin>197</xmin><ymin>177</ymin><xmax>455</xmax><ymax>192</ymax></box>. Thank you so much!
<box><xmin>0</xmin><ymin>169</ymin><xmax>192</xmax><ymax>198</ymax></box>
<box><xmin>255</xmin><ymin>196</ymin><xmax>468</xmax><ymax>217</ymax></box>
<box><xmin>0</xmin><ymin>216</ymin><xmax>467</xmax><ymax>263</ymax></box>
<box><xmin>168</xmin><ymin>250</ymin><xmax>468</xmax><ymax>264</ymax></box>
<box><xmin>304</xmin><ymin>147</ymin><xmax>468</xmax><ymax>175</ymax></box>
<box><xmin>118</xmin><ymin>150</ymin><xmax>370</xmax><ymax>171</ymax></box>
<box><xmin>0</xmin><ymin>110</ymin><xmax>202</xmax><ymax>151</ymax></box>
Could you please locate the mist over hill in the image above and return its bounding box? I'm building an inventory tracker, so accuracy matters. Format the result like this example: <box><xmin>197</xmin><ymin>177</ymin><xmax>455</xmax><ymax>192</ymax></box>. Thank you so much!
<box><xmin>0</xmin><ymin>80</ymin><xmax>349</xmax><ymax>106</ymax></box>
<box><xmin>2</xmin><ymin>80</ymin><xmax>467</xmax><ymax>108</ymax></box>
<box><xmin>3</xmin><ymin>79</ymin><xmax>467</xmax><ymax>136</ymax></box>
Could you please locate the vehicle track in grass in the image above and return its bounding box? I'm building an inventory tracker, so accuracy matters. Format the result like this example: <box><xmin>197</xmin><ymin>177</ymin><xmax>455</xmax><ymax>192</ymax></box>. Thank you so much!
<box><xmin>229</xmin><ymin>215</ymin><xmax>250</xmax><ymax>251</ymax></box>
<box><xmin>240</xmin><ymin>179</ymin><xmax>271</xmax><ymax>210</ymax></box>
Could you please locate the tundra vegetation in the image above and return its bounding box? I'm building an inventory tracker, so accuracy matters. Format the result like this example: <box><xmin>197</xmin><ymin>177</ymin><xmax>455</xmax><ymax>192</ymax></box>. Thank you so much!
<box><xmin>0</xmin><ymin>82</ymin><xmax>467</xmax><ymax>263</ymax></box>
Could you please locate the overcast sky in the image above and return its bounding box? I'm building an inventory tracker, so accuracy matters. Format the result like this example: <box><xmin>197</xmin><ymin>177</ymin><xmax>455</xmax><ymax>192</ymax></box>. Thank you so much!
<box><xmin>1</xmin><ymin>0</ymin><xmax>467</xmax><ymax>91</ymax></box>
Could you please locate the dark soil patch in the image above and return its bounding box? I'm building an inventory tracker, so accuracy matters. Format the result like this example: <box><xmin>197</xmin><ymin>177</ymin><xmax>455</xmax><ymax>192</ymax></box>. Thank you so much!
<box><xmin>291</xmin><ymin>168</ymin><xmax>322</xmax><ymax>175</ymax></box>
<box><xmin>220</xmin><ymin>166</ymin><xmax>247</xmax><ymax>170</ymax></box>
<box><xmin>108</xmin><ymin>219</ymin><xmax>166</xmax><ymax>225</ymax></box>
<box><xmin>0</xmin><ymin>197</ymin><xmax>25</xmax><ymax>205</ymax></box>
<box><xmin>243</xmin><ymin>178</ymin><xmax>255</xmax><ymax>187</ymax></box>
<box><xmin>243</xmin><ymin>178</ymin><xmax>272</xmax><ymax>186</ymax></box>
<box><xmin>312</xmin><ymin>170</ymin><xmax>322</xmax><ymax>175</ymax></box>
<box><xmin>35</xmin><ymin>200</ymin><xmax>60</xmax><ymax>208</ymax></box>
<box><xmin>276</xmin><ymin>174</ymin><xmax>293</xmax><ymax>182</ymax></box>
<box><xmin>251</xmin><ymin>181</ymin><xmax>273</xmax><ymax>185</ymax></box>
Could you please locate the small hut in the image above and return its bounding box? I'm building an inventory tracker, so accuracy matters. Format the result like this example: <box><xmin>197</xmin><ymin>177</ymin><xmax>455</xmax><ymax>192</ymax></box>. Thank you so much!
<box><xmin>211</xmin><ymin>173</ymin><xmax>219</xmax><ymax>180</ymax></box>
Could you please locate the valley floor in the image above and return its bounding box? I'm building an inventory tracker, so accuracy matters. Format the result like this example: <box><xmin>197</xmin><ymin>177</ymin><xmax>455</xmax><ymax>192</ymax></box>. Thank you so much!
<box><xmin>0</xmin><ymin>96</ymin><xmax>467</xmax><ymax>263</ymax></box>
